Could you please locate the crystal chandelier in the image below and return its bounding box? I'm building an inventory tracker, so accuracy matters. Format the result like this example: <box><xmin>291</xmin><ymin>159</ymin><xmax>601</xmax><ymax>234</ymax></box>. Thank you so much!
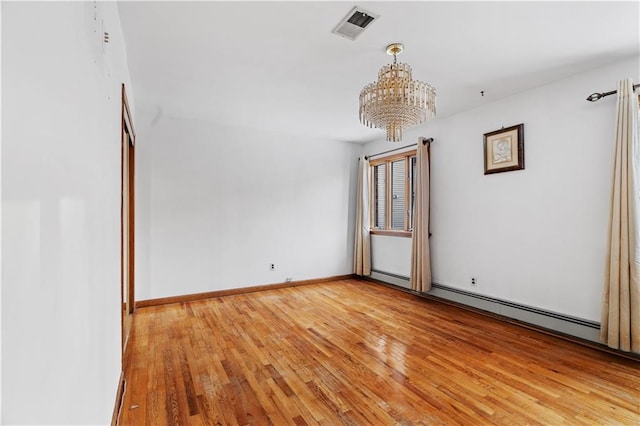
<box><xmin>359</xmin><ymin>43</ymin><xmax>436</xmax><ymax>142</ymax></box>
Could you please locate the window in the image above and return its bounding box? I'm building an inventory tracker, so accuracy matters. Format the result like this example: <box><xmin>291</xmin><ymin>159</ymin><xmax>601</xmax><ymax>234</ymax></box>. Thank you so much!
<box><xmin>370</xmin><ymin>151</ymin><xmax>417</xmax><ymax>235</ymax></box>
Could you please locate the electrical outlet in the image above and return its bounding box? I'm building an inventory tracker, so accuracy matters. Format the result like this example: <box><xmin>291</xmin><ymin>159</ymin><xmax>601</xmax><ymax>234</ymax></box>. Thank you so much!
<box><xmin>270</xmin><ymin>263</ymin><xmax>275</xmax><ymax>271</ymax></box>
<box><xmin>471</xmin><ymin>277</ymin><xmax>477</xmax><ymax>286</ymax></box>
<box><xmin>285</xmin><ymin>277</ymin><xmax>292</xmax><ymax>283</ymax></box>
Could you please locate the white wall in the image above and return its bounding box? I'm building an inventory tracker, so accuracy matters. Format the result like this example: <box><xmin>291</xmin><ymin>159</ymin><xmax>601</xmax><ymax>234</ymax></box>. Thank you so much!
<box><xmin>364</xmin><ymin>57</ymin><xmax>639</xmax><ymax>322</ymax></box>
<box><xmin>2</xmin><ymin>2</ymin><xmax>134</xmax><ymax>424</ymax></box>
<box><xmin>135</xmin><ymin>114</ymin><xmax>360</xmax><ymax>300</ymax></box>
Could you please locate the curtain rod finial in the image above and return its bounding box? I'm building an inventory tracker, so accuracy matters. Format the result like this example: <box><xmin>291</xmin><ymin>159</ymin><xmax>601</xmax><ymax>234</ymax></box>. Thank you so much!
<box><xmin>421</xmin><ymin>137</ymin><xmax>434</xmax><ymax>145</ymax></box>
<box><xmin>586</xmin><ymin>92</ymin><xmax>602</xmax><ymax>102</ymax></box>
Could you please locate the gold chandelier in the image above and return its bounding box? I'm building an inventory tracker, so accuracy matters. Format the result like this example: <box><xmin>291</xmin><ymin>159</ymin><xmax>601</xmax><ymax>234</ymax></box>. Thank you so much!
<box><xmin>359</xmin><ymin>43</ymin><xmax>436</xmax><ymax>142</ymax></box>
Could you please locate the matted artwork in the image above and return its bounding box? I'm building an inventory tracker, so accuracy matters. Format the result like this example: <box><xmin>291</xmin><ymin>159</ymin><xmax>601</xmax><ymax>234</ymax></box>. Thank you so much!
<box><xmin>483</xmin><ymin>123</ymin><xmax>524</xmax><ymax>175</ymax></box>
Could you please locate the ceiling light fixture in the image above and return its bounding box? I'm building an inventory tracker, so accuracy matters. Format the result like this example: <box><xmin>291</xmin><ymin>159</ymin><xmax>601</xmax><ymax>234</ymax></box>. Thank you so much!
<box><xmin>359</xmin><ymin>43</ymin><xmax>436</xmax><ymax>142</ymax></box>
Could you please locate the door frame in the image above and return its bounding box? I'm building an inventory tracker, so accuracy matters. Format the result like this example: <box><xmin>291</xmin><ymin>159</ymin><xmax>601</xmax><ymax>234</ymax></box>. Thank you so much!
<box><xmin>121</xmin><ymin>83</ymin><xmax>135</xmax><ymax>359</ymax></box>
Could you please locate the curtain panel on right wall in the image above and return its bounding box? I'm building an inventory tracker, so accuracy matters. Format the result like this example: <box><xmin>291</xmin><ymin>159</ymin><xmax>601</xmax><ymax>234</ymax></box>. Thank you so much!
<box><xmin>410</xmin><ymin>138</ymin><xmax>432</xmax><ymax>292</ymax></box>
<box><xmin>601</xmin><ymin>78</ymin><xmax>640</xmax><ymax>354</ymax></box>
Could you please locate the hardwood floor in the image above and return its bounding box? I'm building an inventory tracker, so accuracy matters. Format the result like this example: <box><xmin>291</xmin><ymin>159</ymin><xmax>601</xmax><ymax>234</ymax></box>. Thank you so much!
<box><xmin>119</xmin><ymin>279</ymin><xmax>640</xmax><ymax>425</ymax></box>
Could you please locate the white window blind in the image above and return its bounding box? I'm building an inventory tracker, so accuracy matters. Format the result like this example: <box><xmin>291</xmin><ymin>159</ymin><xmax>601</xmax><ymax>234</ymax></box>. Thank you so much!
<box><xmin>410</xmin><ymin>155</ymin><xmax>417</xmax><ymax>230</ymax></box>
<box><xmin>374</xmin><ymin>163</ymin><xmax>386</xmax><ymax>228</ymax></box>
<box><xmin>391</xmin><ymin>160</ymin><xmax>406</xmax><ymax>229</ymax></box>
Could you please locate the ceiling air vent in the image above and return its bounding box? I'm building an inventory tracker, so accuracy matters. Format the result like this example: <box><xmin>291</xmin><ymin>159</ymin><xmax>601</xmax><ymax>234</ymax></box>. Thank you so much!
<box><xmin>332</xmin><ymin>6</ymin><xmax>379</xmax><ymax>41</ymax></box>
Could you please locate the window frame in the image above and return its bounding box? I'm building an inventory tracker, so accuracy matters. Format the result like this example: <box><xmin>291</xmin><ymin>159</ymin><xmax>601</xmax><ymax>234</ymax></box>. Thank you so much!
<box><xmin>369</xmin><ymin>150</ymin><xmax>417</xmax><ymax>238</ymax></box>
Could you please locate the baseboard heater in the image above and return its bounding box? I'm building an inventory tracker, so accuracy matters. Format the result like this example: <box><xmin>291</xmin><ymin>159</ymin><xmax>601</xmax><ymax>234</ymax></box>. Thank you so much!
<box><xmin>370</xmin><ymin>270</ymin><xmax>601</xmax><ymax>343</ymax></box>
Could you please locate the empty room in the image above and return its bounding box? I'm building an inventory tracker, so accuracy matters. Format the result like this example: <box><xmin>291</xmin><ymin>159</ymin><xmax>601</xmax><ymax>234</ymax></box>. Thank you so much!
<box><xmin>2</xmin><ymin>1</ymin><xmax>640</xmax><ymax>425</ymax></box>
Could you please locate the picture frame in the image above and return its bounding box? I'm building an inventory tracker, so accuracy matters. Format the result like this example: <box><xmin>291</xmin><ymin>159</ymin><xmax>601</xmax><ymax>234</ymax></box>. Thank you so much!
<box><xmin>483</xmin><ymin>123</ymin><xmax>525</xmax><ymax>175</ymax></box>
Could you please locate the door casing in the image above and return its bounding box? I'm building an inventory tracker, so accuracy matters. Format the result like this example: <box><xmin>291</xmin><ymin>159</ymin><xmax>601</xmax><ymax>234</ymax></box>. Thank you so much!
<box><xmin>121</xmin><ymin>84</ymin><xmax>135</xmax><ymax>359</ymax></box>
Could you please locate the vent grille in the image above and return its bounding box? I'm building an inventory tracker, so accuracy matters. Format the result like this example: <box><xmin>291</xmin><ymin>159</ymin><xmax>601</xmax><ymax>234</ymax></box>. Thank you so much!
<box><xmin>347</xmin><ymin>12</ymin><xmax>375</xmax><ymax>28</ymax></box>
<box><xmin>332</xmin><ymin>6</ymin><xmax>379</xmax><ymax>41</ymax></box>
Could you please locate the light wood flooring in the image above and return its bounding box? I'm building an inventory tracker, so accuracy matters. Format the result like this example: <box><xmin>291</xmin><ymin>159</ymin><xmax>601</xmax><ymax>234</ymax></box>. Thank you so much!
<box><xmin>119</xmin><ymin>279</ymin><xmax>640</xmax><ymax>425</ymax></box>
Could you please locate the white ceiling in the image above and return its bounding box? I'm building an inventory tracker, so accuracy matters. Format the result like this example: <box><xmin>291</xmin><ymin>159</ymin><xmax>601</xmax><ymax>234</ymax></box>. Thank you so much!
<box><xmin>118</xmin><ymin>1</ymin><xmax>639</xmax><ymax>144</ymax></box>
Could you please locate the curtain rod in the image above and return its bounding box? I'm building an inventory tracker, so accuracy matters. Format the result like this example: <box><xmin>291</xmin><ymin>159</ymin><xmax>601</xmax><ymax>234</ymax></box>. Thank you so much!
<box><xmin>586</xmin><ymin>83</ymin><xmax>639</xmax><ymax>102</ymax></box>
<box><xmin>362</xmin><ymin>137</ymin><xmax>433</xmax><ymax>160</ymax></box>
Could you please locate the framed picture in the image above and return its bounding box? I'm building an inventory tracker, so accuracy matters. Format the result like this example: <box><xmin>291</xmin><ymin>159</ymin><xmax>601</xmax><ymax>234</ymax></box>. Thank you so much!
<box><xmin>483</xmin><ymin>123</ymin><xmax>524</xmax><ymax>175</ymax></box>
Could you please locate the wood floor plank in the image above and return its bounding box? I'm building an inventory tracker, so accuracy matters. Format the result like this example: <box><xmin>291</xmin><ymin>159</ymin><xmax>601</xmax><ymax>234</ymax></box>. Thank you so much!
<box><xmin>119</xmin><ymin>279</ymin><xmax>640</xmax><ymax>425</ymax></box>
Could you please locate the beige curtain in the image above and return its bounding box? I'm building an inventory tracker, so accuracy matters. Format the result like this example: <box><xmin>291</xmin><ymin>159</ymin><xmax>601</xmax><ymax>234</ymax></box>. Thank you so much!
<box><xmin>410</xmin><ymin>138</ymin><xmax>432</xmax><ymax>292</ymax></box>
<box><xmin>354</xmin><ymin>155</ymin><xmax>371</xmax><ymax>276</ymax></box>
<box><xmin>601</xmin><ymin>79</ymin><xmax>640</xmax><ymax>354</ymax></box>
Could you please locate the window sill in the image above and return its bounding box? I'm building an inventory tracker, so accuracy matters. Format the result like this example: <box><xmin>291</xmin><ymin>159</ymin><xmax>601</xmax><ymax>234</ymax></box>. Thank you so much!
<box><xmin>370</xmin><ymin>229</ymin><xmax>412</xmax><ymax>238</ymax></box>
